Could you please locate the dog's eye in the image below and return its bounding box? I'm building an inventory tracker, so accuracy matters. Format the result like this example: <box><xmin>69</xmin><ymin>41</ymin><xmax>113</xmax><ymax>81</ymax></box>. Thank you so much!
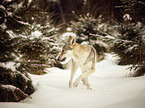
<box><xmin>62</xmin><ymin>50</ymin><xmax>65</xmax><ymax>53</ymax></box>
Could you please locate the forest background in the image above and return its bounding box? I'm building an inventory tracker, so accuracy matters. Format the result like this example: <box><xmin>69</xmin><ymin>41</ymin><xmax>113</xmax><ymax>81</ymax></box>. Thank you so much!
<box><xmin>0</xmin><ymin>0</ymin><xmax>145</xmax><ymax>102</ymax></box>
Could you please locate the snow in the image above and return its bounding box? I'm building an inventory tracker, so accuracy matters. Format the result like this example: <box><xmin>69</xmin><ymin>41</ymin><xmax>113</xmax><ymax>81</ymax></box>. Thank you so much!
<box><xmin>17</xmin><ymin>21</ymin><xmax>30</xmax><ymax>26</ymax></box>
<box><xmin>0</xmin><ymin>62</ymin><xmax>16</xmax><ymax>71</ymax></box>
<box><xmin>123</xmin><ymin>14</ymin><xmax>132</xmax><ymax>21</ymax></box>
<box><xmin>31</xmin><ymin>31</ymin><xmax>42</xmax><ymax>39</ymax></box>
<box><xmin>125</xmin><ymin>44</ymin><xmax>138</xmax><ymax>52</ymax></box>
<box><xmin>1</xmin><ymin>85</ymin><xmax>29</xmax><ymax>99</ymax></box>
<box><xmin>61</xmin><ymin>27</ymin><xmax>76</xmax><ymax>39</ymax></box>
<box><xmin>0</xmin><ymin>5</ymin><xmax>6</xmax><ymax>10</ymax></box>
<box><xmin>0</xmin><ymin>23</ymin><xmax>7</xmax><ymax>29</ymax></box>
<box><xmin>61</xmin><ymin>32</ymin><xmax>76</xmax><ymax>39</ymax></box>
<box><xmin>1</xmin><ymin>54</ymin><xmax>145</xmax><ymax>108</ymax></box>
<box><xmin>1</xmin><ymin>85</ymin><xmax>18</xmax><ymax>91</ymax></box>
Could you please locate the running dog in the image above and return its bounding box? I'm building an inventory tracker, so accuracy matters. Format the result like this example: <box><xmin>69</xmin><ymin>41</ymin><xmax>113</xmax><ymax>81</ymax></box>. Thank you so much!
<box><xmin>57</xmin><ymin>36</ymin><xmax>96</xmax><ymax>90</ymax></box>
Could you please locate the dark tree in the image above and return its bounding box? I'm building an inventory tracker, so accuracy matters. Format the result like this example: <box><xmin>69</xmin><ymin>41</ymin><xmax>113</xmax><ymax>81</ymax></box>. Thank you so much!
<box><xmin>0</xmin><ymin>0</ymin><xmax>44</xmax><ymax>102</ymax></box>
<box><xmin>111</xmin><ymin>0</ymin><xmax>145</xmax><ymax>77</ymax></box>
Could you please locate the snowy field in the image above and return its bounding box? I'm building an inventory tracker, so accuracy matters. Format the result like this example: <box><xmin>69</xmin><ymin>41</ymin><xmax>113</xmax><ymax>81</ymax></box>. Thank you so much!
<box><xmin>1</xmin><ymin>54</ymin><xmax>145</xmax><ymax>108</ymax></box>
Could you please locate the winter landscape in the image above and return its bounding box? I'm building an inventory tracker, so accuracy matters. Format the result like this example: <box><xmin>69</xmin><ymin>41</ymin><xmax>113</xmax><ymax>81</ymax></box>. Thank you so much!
<box><xmin>0</xmin><ymin>0</ymin><xmax>145</xmax><ymax>108</ymax></box>
<box><xmin>1</xmin><ymin>54</ymin><xmax>145</xmax><ymax>108</ymax></box>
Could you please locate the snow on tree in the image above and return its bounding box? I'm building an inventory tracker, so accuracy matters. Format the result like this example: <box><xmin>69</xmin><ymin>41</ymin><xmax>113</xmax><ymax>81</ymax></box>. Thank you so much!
<box><xmin>0</xmin><ymin>0</ymin><xmax>45</xmax><ymax>102</ymax></box>
<box><xmin>0</xmin><ymin>67</ymin><xmax>34</xmax><ymax>102</ymax></box>
<box><xmin>111</xmin><ymin>0</ymin><xmax>145</xmax><ymax>77</ymax></box>
<box><xmin>40</xmin><ymin>23</ymin><xmax>61</xmax><ymax>68</ymax></box>
<box><xmin>119</xmin><ymin>0</ymin><xmax>145</xmax><ymax>24</ymax></box>
<box><xmin>18</xmin><ymin>19</ymin><xmax>61</xmax><ymax>74</ymax></box>
<box><xmin>111</xmin><ymin>21</ymin><xmax>145</xmax><ymax>77</ymax></box>
<box><xmin>0</xmin><ymin>29</ymin><xmax>35</xmax><ymax>102</ymax></box>
<box><xmin>70</xmin><ymin>13</ymin><xmax>116</xmax><ymax>61</ymax></box>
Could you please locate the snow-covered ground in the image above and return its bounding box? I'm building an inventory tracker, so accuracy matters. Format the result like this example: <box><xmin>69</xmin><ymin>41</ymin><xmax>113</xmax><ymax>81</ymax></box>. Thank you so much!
<box><xmin>1</xmin><ymin>54</ymin><xmax>145</xmax><ymax>108</ymax></box>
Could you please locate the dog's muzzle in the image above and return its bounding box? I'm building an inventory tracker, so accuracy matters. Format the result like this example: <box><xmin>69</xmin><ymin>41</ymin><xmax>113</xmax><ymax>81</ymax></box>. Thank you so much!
<box><xmin>57</xmin><ymin>57</ymin><xmax>66</xmax><ymax>63</ymax></box>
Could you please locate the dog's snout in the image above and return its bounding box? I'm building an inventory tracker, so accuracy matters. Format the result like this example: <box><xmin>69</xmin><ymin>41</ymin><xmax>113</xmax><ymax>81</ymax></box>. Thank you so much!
<box><xmin>56</xmin><ymin>53</ymin><xmax>66</xmax><ymax>63</ymax></box>
<box><xmin>61</xmin><ymin>57</ymin><xmax>66</xmax><ymax>62</ymax></box>
<box><xmin>57</xmin><ymin>56</ymin><xmax>61</xmax><ymax>61</ymax></box>
<box><xmin>57</xmin><ymin>56</ymin><xmax>66</xmax><ymax>63</ymax></box>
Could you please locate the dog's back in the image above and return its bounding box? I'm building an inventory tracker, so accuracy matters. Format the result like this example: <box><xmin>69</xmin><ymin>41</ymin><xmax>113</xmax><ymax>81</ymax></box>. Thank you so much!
<box><xmin>72</xmin><ymin>43</ymin><xmax>96</xmax><ymax>67</ymax></box>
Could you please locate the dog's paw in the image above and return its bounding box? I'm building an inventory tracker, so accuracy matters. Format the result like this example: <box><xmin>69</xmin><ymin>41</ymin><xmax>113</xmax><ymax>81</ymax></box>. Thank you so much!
<box><xmin>69</xmin><ymin>82</ymin><xmax>72</xmax><ymax>88</ymax></box>
<box><xmin>73</xmin><ymin>81</ymin><xmax>79</xmax><ymax>87</ymax></box>
<box><xmin>87</xmin><ymin>87</ymin><xmax>92</xmax><ymax>90</ymax></box>
<box><xmin>86</xmin><ymin>84</ymin><xmax>92</xmax><ymax>90</ymax></box>
<box><xmin>82</xmin><ymin>79</ymin><xmax>87</xmax><ymax>85</ymax></box>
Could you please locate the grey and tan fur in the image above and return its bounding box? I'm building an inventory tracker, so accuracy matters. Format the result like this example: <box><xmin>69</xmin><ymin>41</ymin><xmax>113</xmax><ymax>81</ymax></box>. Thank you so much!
<box><xmin>57</xmin><ymin>36</ymin><xmax>96</xmax><ymax>90</ymax></box>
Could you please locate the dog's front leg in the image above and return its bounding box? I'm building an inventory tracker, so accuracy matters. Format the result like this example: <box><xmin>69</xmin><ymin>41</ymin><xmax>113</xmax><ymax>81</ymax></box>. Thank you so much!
<box><xmin>73</xmin><ymin>74</ymin><xmax>91</xmax><ymax>90</ymax></box>
<box><xmin>69</xmin><ymin>59</ymin><xmax>78</xmax><ymax>88</ymax></box>
<box><xmin>73</xmin><ymin>67</ymin><xmax>95</xmax><ymax>90</ymax></box>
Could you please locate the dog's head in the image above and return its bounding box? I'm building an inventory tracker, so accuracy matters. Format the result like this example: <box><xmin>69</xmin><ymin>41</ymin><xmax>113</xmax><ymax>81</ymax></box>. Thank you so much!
<box><xmin>57</xmin><ymin>36</ymin><xmax>75</xmax><ymax>63</ymax></box>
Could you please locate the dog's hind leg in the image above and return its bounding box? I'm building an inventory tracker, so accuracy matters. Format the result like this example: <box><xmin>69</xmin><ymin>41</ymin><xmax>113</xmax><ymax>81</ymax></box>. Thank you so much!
<box><xmin>82</xmin><ymin>77</ymin><xmax>91</xmax><ymax>89</ymax></box>
<box><xmin>82</xmin><ymin>78</ymin><xmax>87</xmax><ymax>85</ymax></box>
<box><xmin>81</xmin><ymin>69</ymin><xmax>88</xmax><ymax>86</ymax></box>
<box><xmin>73</xmin><ymin>66</ymin><xmax>95</xmax><ymax>90</ymax></box>
<box><xmin>69</xmin><ymin>59</ymin><xmax>78</xmax><ymax>88</ymax></box>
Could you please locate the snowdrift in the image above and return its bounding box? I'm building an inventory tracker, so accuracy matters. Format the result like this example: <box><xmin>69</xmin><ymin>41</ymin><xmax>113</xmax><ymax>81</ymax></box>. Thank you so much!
<box><xmin>1</xmin><ymin>54</ymin><xmax>145</xmax><ymax>108</ymax></box>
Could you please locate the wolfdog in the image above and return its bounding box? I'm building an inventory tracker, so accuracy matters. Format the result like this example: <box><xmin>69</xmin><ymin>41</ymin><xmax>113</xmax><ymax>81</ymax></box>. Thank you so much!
<box><xmin>57</xmin><ymin>36</ymin><xmax>96</xmax><ymax>90</ymax></box>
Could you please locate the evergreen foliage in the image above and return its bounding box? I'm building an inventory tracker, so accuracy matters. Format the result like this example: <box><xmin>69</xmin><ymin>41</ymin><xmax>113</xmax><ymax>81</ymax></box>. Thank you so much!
<box><xmin>0</xmin><ymin>67</ymin><xmax>34</xmax><ymax>102</ymax></box>
<box><xmin>111</xmin><ymin>22</ymin><xmax>145</xmax><ymax>76</ymax></box>
<box><xmin>0</xmin><ymin>0</ymin><xmax>43</xmax><ymax>102</ymax></box>
<box><xmin>70</xmin><ymin>13</ymin><xmax>99</xmax><ymax>43</ymax></box>
<box><xmin>0</xmin><ymin>29</ymin><xmax>35</xmax><ymax>102</ymax></box>
<box><xmin>40</xmin><ymin>23</ymin><xmax>60</xmax><ymax>68</ymax></box>
<box><xmin>111</xmin><ymin>22</ymin><xmax>145</xmax><ymax>65</ymax></box>
<box><xmin>70</xmin><ymin>13</ymin><xmax>116</xmax><ymax>61</ymax></box>
<box><xmin>120</xmin><ymin>0</ymin><xmax>145</xmax><ymax>24</ymax></box>
<box><xmin>18</xmin><ymin>37</ymin><xmax>48</xmax><ymax>75</ymax></box>
<box><xmin>18</xmin><ymin>22</ymin><xmax>61</xmax><ymax>74</ymax></box>
<box><xmin>111</xmin><ymin>0</ymin><xmax>145</xmax><ymax>76</ymax></box>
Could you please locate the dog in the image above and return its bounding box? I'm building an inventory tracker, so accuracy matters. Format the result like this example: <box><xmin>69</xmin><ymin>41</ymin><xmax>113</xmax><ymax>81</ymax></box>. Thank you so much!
<box><xmin>57</xmin><ymin>36</ymin><xmax>96</xmax><ymax>90</ymax></box>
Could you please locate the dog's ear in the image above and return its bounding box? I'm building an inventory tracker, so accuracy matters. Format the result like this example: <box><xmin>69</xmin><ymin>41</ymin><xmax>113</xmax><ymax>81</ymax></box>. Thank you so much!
<box><xmin>68</xmin><ymin>36</ymin><xmax>73</xmax><ymax>43</ymax></box>
<box><xmin>69</xmin><ymin>43</ymin><xmax>77</xmax><ymax>49</ymax></box>
<box><xmin>71</xmin><ymin>37</ymin><xmax>76</xmax><ymax>44</ymax></box>
<box><xmin>69</xmin><ymin>45</ymin><xmax>73</xmax><ymax>49</ymax></box>
<box><xmin>68</xmin><ymin>36</ymin><xmax>76</xmax><ymax>44</ymax></box>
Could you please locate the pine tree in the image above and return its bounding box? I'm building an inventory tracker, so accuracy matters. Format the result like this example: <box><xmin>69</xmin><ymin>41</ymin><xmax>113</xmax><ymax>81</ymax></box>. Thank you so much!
<box><xmin>18</xmin><ymin>36</ymin><xmax>48</xmax><ymax>75</ymax></box>
<box><xmin>111</xmin><ymin>0</ymin><xmax>145</xmax><ymax>76</ymax></box>
<box><xmin>18</xmin><ymin>21</ymin><xmax>61</xmax><ymax>74</ymax></box>
<box><xmin>70</xmin><ymin>13</ymin><xmax>116</xmax><ymax>61</ymax></box>
<box><xmin>40</xmin><ymin>22</ymin><xmax>61</xmax><ymax>68</ymax></box>
<box><xmin>119</xmin><ymin>0</ymin><xmax>145</xmax><ymax>24</ymax></box>
<box><xmin>70</xmin><ymin>13</ymin><xmax>99</xmax><ymax>43</ymax></box>
<box><xmin>0</xmin><ymin>0</ymin><xmax>43</xmax><ymax>102</ymax></box>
